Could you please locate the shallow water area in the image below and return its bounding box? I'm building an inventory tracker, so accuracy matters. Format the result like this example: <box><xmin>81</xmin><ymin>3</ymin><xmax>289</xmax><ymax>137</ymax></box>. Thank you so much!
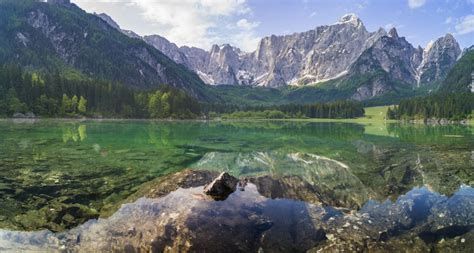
<box><xmin>0</xmin><ymin>119</ymin><xmax>473</xmax><ymax>251</ymax></box>
<box><xmin>0</xmin><ymin>172</ymin><xmax>472</xmax><ymax>252</ymax></box>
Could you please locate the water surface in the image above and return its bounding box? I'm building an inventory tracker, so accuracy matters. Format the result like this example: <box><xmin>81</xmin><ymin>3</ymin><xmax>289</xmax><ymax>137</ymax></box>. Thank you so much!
<box><xmin>0</xmin><ymin>119</ymin><xmax>472</xmax><ymax>235</ymax></box>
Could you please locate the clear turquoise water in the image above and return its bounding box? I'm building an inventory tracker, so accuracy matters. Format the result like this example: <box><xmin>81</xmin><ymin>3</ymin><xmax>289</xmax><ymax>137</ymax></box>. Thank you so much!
<box><xmin>0</xmin><ymin>119</ymin><xmax>472</xmax><ymax>231</ymax></box>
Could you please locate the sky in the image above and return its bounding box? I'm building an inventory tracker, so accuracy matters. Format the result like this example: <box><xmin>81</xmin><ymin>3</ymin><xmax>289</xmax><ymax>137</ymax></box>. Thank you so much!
<box><xmin>73</xmin><ymin>0</ymin><xmax>474</xmax><ymax>52</ymax></box>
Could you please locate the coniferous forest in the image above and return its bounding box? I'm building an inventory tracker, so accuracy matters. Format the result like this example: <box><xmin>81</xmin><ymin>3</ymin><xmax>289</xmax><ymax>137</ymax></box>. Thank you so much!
<box><xmin>386</xmin><ymin>93</ymin><xmax>474</xmax><ymax>121</ymax></box>
<box><xmin>213</xmin><ymin>101</ymin><xmax>365</xmax><ymax>119</ymax></box>
<box><xmin>0</xmin><ymin>64</ymin><xmax>201</xmax><ymax>118</ymax></box>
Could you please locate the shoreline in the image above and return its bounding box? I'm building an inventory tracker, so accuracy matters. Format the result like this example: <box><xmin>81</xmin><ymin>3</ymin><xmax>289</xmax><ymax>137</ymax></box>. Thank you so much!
<box><xmin>1</xmin><ymin>117</ymin><xmax>472</xmax><ymax>125</ymax></box>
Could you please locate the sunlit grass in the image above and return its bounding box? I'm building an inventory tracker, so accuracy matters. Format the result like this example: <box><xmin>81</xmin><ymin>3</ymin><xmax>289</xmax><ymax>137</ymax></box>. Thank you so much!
<box><xmin>261</xmin><ymin>106</ymin><xmax>396</xmax><ymax>136</ymax></box>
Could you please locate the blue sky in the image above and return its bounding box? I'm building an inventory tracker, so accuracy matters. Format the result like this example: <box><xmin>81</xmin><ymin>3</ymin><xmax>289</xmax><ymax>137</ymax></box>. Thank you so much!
<box><xmin>74</xmin><ymin>0</ymin><xmax>474</xmax><ymax>51</ymax></box>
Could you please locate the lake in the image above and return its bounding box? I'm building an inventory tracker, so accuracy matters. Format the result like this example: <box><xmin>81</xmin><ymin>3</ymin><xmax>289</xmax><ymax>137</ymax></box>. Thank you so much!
<box><xmin>0</xmin><ymin>119</ymin><xmax>473</xmax><ymax>251</ymax></box>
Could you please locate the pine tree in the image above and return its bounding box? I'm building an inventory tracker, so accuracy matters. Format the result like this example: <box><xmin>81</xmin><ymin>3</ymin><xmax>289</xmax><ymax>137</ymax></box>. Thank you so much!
<box><xmin>78</xmin><ymin>96</ymin><xmax>87</xmax><ymax>114</ymax></box>
<box><xmin>71</xmin><ymin>95</ymin><xmax>79</xmax><ymax>114</ymax></box>
<box><xmin>61</xmin><ymin>94</ymin><xmax>72</xmax><ymax>114</ymax></box>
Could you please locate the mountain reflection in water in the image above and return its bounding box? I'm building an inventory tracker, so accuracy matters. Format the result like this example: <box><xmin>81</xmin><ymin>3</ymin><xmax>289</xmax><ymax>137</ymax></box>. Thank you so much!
<box><xmin>0</xmin><ymin>169</ymin><xmax>472</xmax><ymax>252</ymax></box>
<box><xmin>0</xmin><ymin>120</ymin><xmax>472</xmax><ymax>251</ymax></box>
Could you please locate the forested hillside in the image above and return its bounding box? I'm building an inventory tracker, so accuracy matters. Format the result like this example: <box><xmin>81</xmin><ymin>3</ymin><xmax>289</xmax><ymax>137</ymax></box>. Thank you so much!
<box><xmin>0</xmin><ymin>0</ymin><xmax>211</xmax><ymax>99</ymax></box>
<box><xmin>440</xmin><ymin>47</ymin><xmax>474</xmax><ymax>92</ymax></box>
<box><xmin>0</xmin><ymin>65</ymin><xmax>201</xmax><ymax>118</ymax></box>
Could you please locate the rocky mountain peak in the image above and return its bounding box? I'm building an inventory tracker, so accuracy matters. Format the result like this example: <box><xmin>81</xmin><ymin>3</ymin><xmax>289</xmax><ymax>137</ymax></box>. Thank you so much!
<box><xmin>337</xmin><ymin>13</ymin><xmax>364</xmax><ymax>28</ymax></box>
<box><xmin>416</xmin><ymin>33</ymin><xmax>461</xmax><ymax>85</ymax></box>
<box><xmin>443</xmin><ymin>33</ymin><xmax>455</xmax><ymax>41</ymax></box>
<box><xmin>375</xmin><ymin>28</ymin><xmax>387</xmax><ymax>35</ymax></box>
<box><xmin>96</xmin><ymin>13</ymin><xmax>141</xmax><ymax>39</ymax></box>
<box><xmin>220</xmin><ymin>44</ymin><xmax>232</xmax><ymax>49</ymax></box>
<box><xmin>437</xmin><ymin>33</ymin><xmax>459</xmax><ymax>49</ymax></box>
<box><xmin>96</xmin><ymin>13</ymin><xmax>120</xmax><ymax>30</ymax></box>
<box><xmin>388</xmin><ymin>27</ymin><xmax>399</xmax><ymax>39</ymax></box>
<box><xmin>144</xmin><ymin>35</ymin><xmax>188</xmax><ymax>66</ymax></box>
<box><xmin>210</xmin><ymin>44</ymin><xmax>221</xmax><ymax>53</ymax></box>
<box><xmin>146</xmin><ymin>34</ymin><xmax>173</xmax><ymax>46</ymax></box>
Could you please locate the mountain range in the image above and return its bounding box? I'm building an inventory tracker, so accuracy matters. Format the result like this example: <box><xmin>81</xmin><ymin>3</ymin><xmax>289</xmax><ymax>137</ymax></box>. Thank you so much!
<box><xmin>98</xmin><ymin>12</ymin><xmax>464</xmax><ymax>101</ymax></box>
<box><xmin>0</xmin><ymin>0</ymin><xmax>471</xmax><ymax>104</ymax></box>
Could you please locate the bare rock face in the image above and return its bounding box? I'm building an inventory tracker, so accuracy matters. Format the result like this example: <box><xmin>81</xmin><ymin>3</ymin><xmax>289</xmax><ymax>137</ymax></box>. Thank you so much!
<box><xmin>175</xmin><ymin>14</ymin><xmax>385</xmax><ymax>87</ymax></box>
<box><xmin>203</xmin><ymin>172</ymin><xmax>238</xmax><ymax>200</ymax></box>
<box><xmin>350</xmin><ymin>28</ymin><xmax>422</xmax><ymax>84</ymax></box>
<box><xmin>144</xmin><ymin>35</ymin><xmax>190</xmax><ymax>67</ymax></box>
<box><xmin>248</xmin><ymin>14</ymin><xmax>380</xmax><ymax>87</ymax></box>
<box><xmin>346</xmin><ymin>29</ymin><xmax>461</xmax><ymax>100</ymax></box>
<box><xmin>96</xmin><ymin>12</ymin><xmax>461</xmax><ymax>99</ymax></box>
<box><xmin>417</xmin><ymin>34</ymin><xmax>461</xmax><ymax>85</ymax></box>
<box><xmin>96</xmin><ymin>13</ymin><xmax>120</xmax><ymax>30</ymax></box>
<box><xmin>140</xmin><ymin>14</ymin><xmax>459</xmax><ymax>91</ymax></box>
<box><xmin>96</xmin><ymin>13</ymin><xmax>140</xmax><ymax>39</ymax></box>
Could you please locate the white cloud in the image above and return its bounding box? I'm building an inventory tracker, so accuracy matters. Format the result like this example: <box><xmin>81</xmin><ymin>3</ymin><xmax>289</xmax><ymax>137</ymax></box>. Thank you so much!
<box><xmin>236</xmin><ymin>19</ymin><xmax>260</xmax><ymax>30</ymax></box>
<box><xmin>230</xmin><ymin>31</ymin><xmax>260</xmax><ymax>52</ymax></box>
<box><xmin>455</xmin><ymin>15</ymin><xmax>474</xmax><ymax>35</ymax></box>
<box><xmin>231</xmin><ymin>19</ymin><xmax>260</xmax><ymax>51</ymax></box>
<box><xmin>74</xmin><ymin>0</ymin><xmax>258</xmax><ymax>51</ymax></box>
<box><xmin>408</xmin><ymin>0</ymin><xmax>426</xmax><ymax>9</ymax></box>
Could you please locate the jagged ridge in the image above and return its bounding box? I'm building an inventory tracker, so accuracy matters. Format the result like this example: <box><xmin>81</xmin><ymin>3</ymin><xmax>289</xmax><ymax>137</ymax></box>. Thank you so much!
<box><xmin>103</xmin><ymin>13</ymin><xmax>462</xmax><ymax>101</ymax></box>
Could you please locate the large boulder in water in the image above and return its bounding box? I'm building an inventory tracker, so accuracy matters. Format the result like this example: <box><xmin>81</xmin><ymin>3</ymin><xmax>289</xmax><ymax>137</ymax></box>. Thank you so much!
<box><xmin>203</xmin><ymin>172</ymin><xmax>238</xmax><ymax>200</ymax></box>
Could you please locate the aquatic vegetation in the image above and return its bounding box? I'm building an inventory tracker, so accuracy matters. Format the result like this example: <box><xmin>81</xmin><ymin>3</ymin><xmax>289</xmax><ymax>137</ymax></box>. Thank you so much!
<box><xmin>0</xmin><ymin>120</ymin><xmax>472</xmax><ymax>233</ymax></box>
<box><xmin>0</xmin><ymin>170</ymin><xmax>472</xmax><ymax>252</ymax></box>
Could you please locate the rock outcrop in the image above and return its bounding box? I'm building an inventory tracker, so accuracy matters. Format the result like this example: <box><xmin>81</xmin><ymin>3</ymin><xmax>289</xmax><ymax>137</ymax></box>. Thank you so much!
<box><xmin>417</xmin><ymin>34</ymin><xmax>461</xmax><ymax>85</ymax></box>
<box><xmin>203</xmin><ymin>172</ymin><xmax>238</xmax><ymax>200</ymax></box>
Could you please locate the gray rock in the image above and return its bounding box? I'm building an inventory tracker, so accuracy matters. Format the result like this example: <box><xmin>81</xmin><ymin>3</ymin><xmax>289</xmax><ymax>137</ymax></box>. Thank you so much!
<box><xmin>25</xmin><ymin>112</ymin><xmax>36</xmax><ymax>118</ymax></box>
<box><xmin>12</xmin><ymin>113</ymin><xmax>26</xmax><ymax>118</ymax></box>
<box><xmin>417</xmin><ymin>34</ymin><xmax>461</xmax><ymax>85</ymax></box>
<box><xmin>144</xmin><ymin>35</ymin><xmax>189</xmax><ymax>67</ymax></box>
<box><xmin>203</xmin><ymin>172</ymin><xmax>238</xmax><ymax>200</ymax></box>
<box><xmin>96</xmin><ymin>13</ymin><xmax>120</xmax><ymax>30</ymax></box>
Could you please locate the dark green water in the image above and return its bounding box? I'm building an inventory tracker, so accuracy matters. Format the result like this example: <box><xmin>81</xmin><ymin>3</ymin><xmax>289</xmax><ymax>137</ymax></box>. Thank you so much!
<box><xmin>0</xmin><ymin>119</ymin><xmax>473</xmax><ymax>232</ymax></box>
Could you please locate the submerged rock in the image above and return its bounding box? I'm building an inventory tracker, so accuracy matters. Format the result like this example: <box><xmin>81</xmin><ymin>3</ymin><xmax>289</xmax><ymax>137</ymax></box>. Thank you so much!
<box><xmin>13</xmin><ymin>203</ymin><xmax>99</xmax><ymax>232</ymax></box>
<box><xmin>0</xmin><ymin>170</ymin><xmax>472</xmax><ymax>252</ymax></box>
<box><xmin>63</xmin><ymin>183</ymin><xmax>325</xmax><ymax>252</ymax></box>
<box><xmin>250</xmin><ymin>175</ymin><xmax>325</xmax><ymax>205</ymax></box>
<box><xmin>192</xmin><ymin>151</ymin><xmax>372</xmax><ymax>208</ymax></box>
<box><xmin>203</xmin><ymin>172</ymin><xmax>238</xmax><ymax>200</ymax></box>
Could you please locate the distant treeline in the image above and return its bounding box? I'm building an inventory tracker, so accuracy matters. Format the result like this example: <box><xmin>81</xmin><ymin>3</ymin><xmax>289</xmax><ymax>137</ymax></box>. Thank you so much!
<box><xmin>0</xmin><ymin>65</ymin><xmax>365</xmax><ymax>119</ymax></box>
<box><xmin>387</xmin><ymin>93</ymin><xmax>474</xmax><ymax>121</ymax></box>
<box><xmin>208</xmin><ymin>101</ymin><xmax>365</xmax><ymax>119</ymax></box>
<box><xmin>0</xmin><ymin>65</ymin><xmax>201</xmax><ymax>118</ymax></box>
